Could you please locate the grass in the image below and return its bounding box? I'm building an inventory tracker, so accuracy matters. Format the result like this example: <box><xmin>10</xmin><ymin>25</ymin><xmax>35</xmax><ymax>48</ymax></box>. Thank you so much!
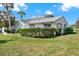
<box><xmin>0</xmin><ymin>33</ymin><xmax>79</xmax><ymax>56</ymax></box>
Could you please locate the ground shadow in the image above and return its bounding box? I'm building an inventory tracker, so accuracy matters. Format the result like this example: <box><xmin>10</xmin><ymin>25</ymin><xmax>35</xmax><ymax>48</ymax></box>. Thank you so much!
<box><xmin>0</xmin><ymin>40</ymin><xmax>12</xmax><ymax>44</ymax></box>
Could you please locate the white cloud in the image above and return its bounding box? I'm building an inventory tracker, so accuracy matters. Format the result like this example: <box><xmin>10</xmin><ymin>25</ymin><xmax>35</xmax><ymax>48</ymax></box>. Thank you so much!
<box><xmin>17</xmin><ymin>3</ymin><xmax>26</xmax><ymax>7</ymax></box>
<box><xmin>12</xmin><ymin>3</ymin><xmax>27</xmax><ymax>11</ymax></box>
<box><xmin>32</xmin><ymin>15</ymin><xmax>36</xmax><ymax>18</ymax></box>
<box><xmin>0</xmin><ymin>3</ymin><xmax>28</xmax><ymax>11</ymax></box>
<box><xmin>45</xmin><ymin>10</ymin><xmax>53</xmax><ymax>15</ymax></box>
<box><xmin>23</xmin><ymin>6</ymin><xmax>28</xmax><ymax>11</ymax></box>
<box><xmin>0</xmin><ymin>0</ymin><xmax>79</xmax><ymax>12</ymax></box>
<box><xmin>60</xmin><ymin>0</ymin><xmax>79</xmax><ymax>12</ymax></box>
<box><xmin>12</xmin><ymin>3</ymin><xmax>20</xmax><ymax>11</ymax></box>
<box><xmin>0</xmin><ymin>4</ymin><xmax>2</xmax><ymax>7</ymax></box>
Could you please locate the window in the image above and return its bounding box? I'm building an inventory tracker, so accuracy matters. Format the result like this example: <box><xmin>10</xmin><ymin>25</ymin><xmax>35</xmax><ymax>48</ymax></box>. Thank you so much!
<box><xmin>57</xmin><ymin>23</ymin><xmax>62</xmax><ymax>29</ymax></box>
<box><xmin>30</xmin><ymin>24</ymin><xmax>35</xmax><ymax>28</ymax></box>
<box><xmin>44</xmin><ymin>24</ymin><xmax>51</xmax><ymax>28</ymax></box>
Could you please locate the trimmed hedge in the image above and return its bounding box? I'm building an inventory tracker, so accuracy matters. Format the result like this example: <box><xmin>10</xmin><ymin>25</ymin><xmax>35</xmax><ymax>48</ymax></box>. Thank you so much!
<box><xmin>16</xmin><ymin>28</ymin><xmax>58</xmax><ymax>38</ymax></box>
<box><xmin>56</xmin><ymin>29</ymin><xmax>61</xmax><ymax>36</ymax></box>
<box><xmin>64</xmin><ymin>27</ymin><xmax>74</xmax><ymax>34</ymax></box>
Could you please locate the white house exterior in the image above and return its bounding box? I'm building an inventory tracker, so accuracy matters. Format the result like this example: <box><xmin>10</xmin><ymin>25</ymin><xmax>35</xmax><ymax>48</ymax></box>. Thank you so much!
<box><xmin>12</xmin><ymin>15</ymin><xmax>68</xmax><ymax>34</ymax></box>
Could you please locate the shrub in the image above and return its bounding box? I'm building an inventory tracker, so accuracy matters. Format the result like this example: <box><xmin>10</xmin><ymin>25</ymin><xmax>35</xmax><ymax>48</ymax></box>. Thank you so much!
<box><xmin>16</xmin><ymin>28</ymin><xmax>57</xmax><ymax>38</ymax></box>
<box><xmin>64</xmin><ymin>27</ymin><xmax>74</xmax><ymax>34</ymax></box>
<box><xmin>5</xmin><ymin>29</ymin><xmax>15</xmax><ymax>33</ymax></box>
<box><xmin>56</xmin><ymin>29</ymin><xmax>61</xmax><ymax>36</ymax></box>
<box><xmin>4</xmin><ymin>28</ymin><xmax>10</xmax><ymax>33</ymax></box>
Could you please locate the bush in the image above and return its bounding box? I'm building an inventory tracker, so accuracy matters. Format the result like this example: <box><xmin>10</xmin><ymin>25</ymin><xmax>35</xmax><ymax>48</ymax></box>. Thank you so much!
<box><xmin>5</xmin><ymin>29</ymin><xmax>10</xmax><ymax>33</ymax></box>
<box><xmin>56</xmin><ymin>29</ymin><xmax>61</xmax><ymax>36</ymax></box>
<box><xmin>5</xmin><ymin>29</ymin><xmax>15</xmax><ymax>33</ymax></box>
<box><xmin>16</xmin><ymin>28</ymin><xmax>57</xmax><ymax>38</ymax></box>
<box><xmin>64</xmin><ymin>27</ymin><xmax>74</xmax><ymax>34</ymax></box>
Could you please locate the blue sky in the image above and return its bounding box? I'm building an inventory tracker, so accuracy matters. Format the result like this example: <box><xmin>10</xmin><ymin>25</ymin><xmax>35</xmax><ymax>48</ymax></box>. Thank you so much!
<box><xmin>0</xmin><ymin>3</ymin><xmax>79</xmax><ymax>25</ymax></box>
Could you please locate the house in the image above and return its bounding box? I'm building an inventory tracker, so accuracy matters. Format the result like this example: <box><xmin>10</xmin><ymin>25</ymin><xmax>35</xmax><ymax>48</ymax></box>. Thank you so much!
<box><xmin>0</xmin><ymin>27</ymin><xmax>7</xmax><ymax>35</ymax></box>
<box><xmin>12</xmin><ymin>15</ymin><xmax>68</xmax><ymax>34</ymax></box>
<box><xmin>11</xmin><ymin>20</ymin><xmax>29</xmax><ymax>30</ymax></box>
<box><xmin>75</xmin><ymin>19</ymin><xmax>79</xmax><ymax>28</ymax></box>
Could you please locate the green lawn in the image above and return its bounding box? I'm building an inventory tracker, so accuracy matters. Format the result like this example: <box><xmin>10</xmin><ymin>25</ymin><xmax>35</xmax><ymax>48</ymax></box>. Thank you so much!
<box><xmin>0</xmin><ymin>33</ymin><xmax>79</xmax><ymax>56</ymax></box>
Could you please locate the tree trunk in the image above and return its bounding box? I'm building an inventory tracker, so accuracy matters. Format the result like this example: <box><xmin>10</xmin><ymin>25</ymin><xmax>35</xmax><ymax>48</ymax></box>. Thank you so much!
<box><xmin>8</xmin><ymin>15</ymin><xmax>11</xmax><ymax>31</ymax></box>
<box><xmin>8</xmin><ymin>18</ymin><xmax>11</xmax><ymax>31</ymax></box>
<box><xmin>21</xmin><ymin>15</ymin><xmax>22</xmax><ymax>21</ymax></box>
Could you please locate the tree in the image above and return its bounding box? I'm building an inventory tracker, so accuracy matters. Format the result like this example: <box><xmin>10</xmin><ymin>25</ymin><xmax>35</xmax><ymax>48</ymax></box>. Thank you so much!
<box><xmin>1</xmin><ymin>3</ymin><xmax>14</xmax><ymax>31</ymax></box>
<box><xmin>0</xmin><ymin>19</ymin><xmax>5</xmax><ymax>28</ymax></box>
<box><xmin>18</xmin><ymin>10</ymin><xmax>25</xmax><ymax>20</ymax></box>
<box><xmin>4</xmin><ymin>16</ymin><xmax>16</xmax><ymax>28</ymax></box>
<box><xmin>0</xmin><ymin>11</ymin><xmax>6</xmax><ymax>28</ymax></box>
<box><xmin>0</xmin><ymin>11</ymin><xmax>15</xmax><ymax>29</ymax></box>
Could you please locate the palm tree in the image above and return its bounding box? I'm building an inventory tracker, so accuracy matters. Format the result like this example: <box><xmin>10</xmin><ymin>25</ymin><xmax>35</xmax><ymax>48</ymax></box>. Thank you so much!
<box><xmin>18</xmin><ymin>10</ymin><xmax>25</xmax><ymax>21</ymax></box>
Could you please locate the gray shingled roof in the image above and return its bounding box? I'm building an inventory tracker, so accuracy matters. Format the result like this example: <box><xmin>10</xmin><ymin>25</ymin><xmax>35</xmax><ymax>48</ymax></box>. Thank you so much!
<box><xmin>28</xmin><ymin>16</ymin><xmax>63</xmax><ymax>24</ymax></box>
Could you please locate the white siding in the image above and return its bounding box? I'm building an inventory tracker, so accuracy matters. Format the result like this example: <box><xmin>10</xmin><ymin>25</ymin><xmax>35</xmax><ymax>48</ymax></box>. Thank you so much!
<box><xmin>12</xmin><ymin>21</ymin><xmax>29</xmax><ymax>30</ymax></box>
<box><xmin>34</xmin><ymin>24</ymin><xmax>44</xmax><ymax>28</ymax></box>
<box><xmin>55</xmin><ymin>17</ymin><xmax>67</xmax><ymax>34</ymax></box>
<box><xmin>51</xmin><ymin>23</ymin><xmax>56</xmax><ymax>28</ymax></box>
<box><xmin>56</xmin><ymin>17</ymin><xmax>67</xmax><ymax>24</ymax></box>
<box><xmin>24</xmin><ymin>22</ymin><xmax>29</xmax><ymax>28</ymax></box>
<box><xmin>30</xmin><ymin>24</ymin><xmax>44</xmax><ymax>28</ymax></box>
<box><xmin>13</xmin><ymin>22</ymin><xmax>24</xmax><ymax>30</ymax></box>
<box><xmin>34</xmin><ymin>23</ymin><xmax>57</xmax><ymax>28</ymax></box>
<box><xmin>29</xmin><ymin>23</ymin><xmax>60</xmax><ymax>28</ymax></box>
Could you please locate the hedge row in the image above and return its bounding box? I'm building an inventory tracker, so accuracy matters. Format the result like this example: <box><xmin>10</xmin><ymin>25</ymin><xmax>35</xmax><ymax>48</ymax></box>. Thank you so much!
<box><xmin>16</xmin><ymin>27</ymin><xmax>74</xmax><ymax>38</ymax></box>
<box><xmin>64</xmin><ymin>27</ymin><xmax>74</xmax><ymax>34</ymax></box>
<box><xmin>16</xmin><ymin>28</ymin><xmax>61</xmax><ymax>38</ymax></box>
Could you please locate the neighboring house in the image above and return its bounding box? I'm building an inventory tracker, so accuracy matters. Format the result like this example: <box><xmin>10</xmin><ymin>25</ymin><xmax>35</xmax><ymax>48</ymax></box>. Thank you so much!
<box><xmin>75</xmin><ymin>19</ymin><xmax>79</xmax><ymax>28</ymax></box>
<box><xmin>0</xmin><ymin>27</ymin><xmax>5</xmax><ymax>33</ymax></box>
<box><xmin>12</xmin><ymin>15</ymin><xmax>68</xmax><ymax>34</ymax></box>
<box><xmin>11</xmin><ymin>21</ymin><xmax>29</xmax><ymax>30</ymax></box>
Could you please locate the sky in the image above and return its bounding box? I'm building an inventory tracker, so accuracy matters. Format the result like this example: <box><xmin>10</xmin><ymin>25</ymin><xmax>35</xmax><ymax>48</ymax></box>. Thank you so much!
<box><xmin>0</xmin><ymin>3</ymin><xmax>79</xmax><ymax>25</ymax></box>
